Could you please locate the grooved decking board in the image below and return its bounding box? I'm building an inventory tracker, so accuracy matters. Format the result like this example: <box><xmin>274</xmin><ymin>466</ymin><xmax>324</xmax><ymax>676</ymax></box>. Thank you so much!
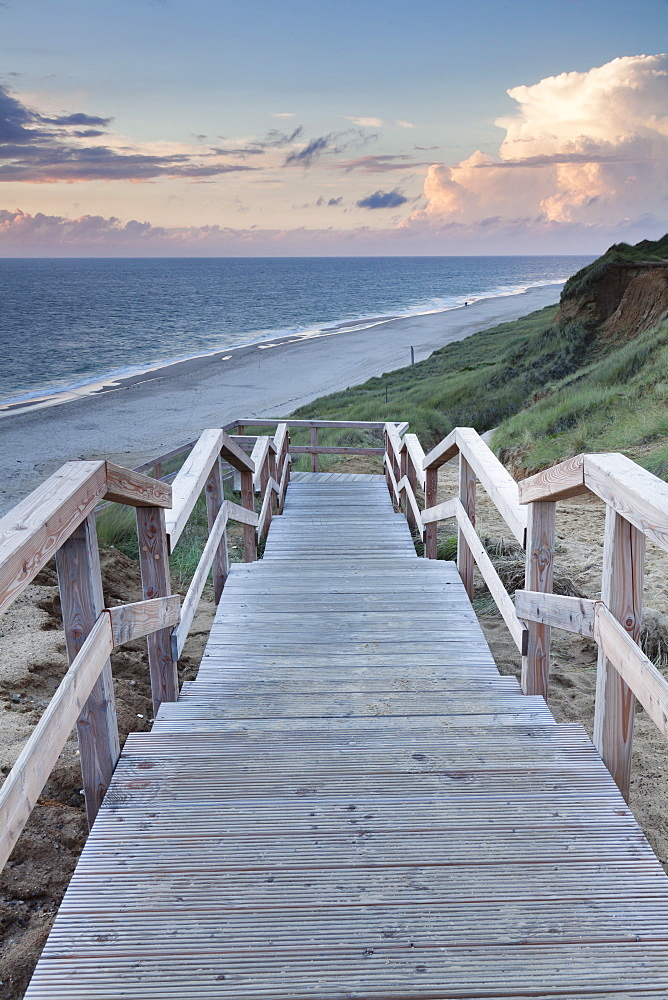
<box><xmin>25</xmin><ymin>475</ymin><xmax>668</xmax><ymax>998</ymax></box>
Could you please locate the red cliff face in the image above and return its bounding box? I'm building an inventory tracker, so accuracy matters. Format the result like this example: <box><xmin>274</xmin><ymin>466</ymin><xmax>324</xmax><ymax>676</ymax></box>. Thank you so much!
<box><xmin>555</xmin><ymin>262</ymin><xmax>668</xmax><ymax>341</ymax></box>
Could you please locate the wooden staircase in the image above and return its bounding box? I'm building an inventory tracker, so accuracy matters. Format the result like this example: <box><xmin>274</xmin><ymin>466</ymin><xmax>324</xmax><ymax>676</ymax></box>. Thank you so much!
<box><xmin>24</xmin><ymin>474</ymin><xmax>668</xmax><ymax>998</ymax></box>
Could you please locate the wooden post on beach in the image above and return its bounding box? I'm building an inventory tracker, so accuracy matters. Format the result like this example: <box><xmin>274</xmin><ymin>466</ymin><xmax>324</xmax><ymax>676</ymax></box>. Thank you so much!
<box><xmin>522</xmin><ymin>501</ymin><xmax>555</xmax><ymax>698</ymax></box>
<box><xmin>240</xmin><ymin>469</ymin><xmax>257</xmax><ymax>562</ymax></box>
<box><xmin>55</xmin><ymin>514</ymin><xmax>120</xmax><ymax>827</ymax></box>
<box><xmin>205</xmin><ymin>456</ymin><xmax>228</xmax><ymax>603</ymax></box>
<box><xmin>457</xmin><ymin>455</ymin><xmax>476</xmax><ymax>598</ymax></box>
<box><xmin>594</xmin><ymin>508</ymin><xmax>645</xmax><ymax>801</ymax></box>
<box><xmin>311</xmin><ymin>426</ymin><xmax>319</xmax><ymax>473</ymax></box>
<box><xmin>424</xmin><ymin>466</ymin><xmax>438</xmax><ymax>559</ymax></box>
<box><xmin>136</xmin><ymin>505</ymin><xmax>179</xmax><ymax>713</ymax></box>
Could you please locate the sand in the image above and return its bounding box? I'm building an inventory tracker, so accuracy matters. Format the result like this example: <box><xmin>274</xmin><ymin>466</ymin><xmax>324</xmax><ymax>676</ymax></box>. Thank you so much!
<box><xmin>0</xmin><ymin>284</ymin><xmax>562</xmax><ymax>516</ymax></box>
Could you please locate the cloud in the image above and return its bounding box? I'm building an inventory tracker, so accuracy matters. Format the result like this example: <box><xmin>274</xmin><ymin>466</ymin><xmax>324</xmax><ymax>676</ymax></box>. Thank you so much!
<box><xmin>253</xmin><ymin>126</ymin><xmax>303</xmax><ymax>148</ymax></box>
<box><xmin>357</xmin><ymin>189</ymin><xmax>408</xmax><ymax>209</ymax></box>
<box><xmin>343</xmin><ymin>116</ymin><xmax>383</xmax><ymax>127</ymax></box>
<box><xmin>340</xmin><ymin>154</ymin><xmax>432</xmax><ymax>173</ymax></box>
<box><xmin>273</xmin><ymin>112</ymin><xmax>296</xmax><ymax>119</ymax></box>
<box><xmin>0</xmin><ymin>84</ymin><xmax>261</xmax><ymax>182</ymax></box>
<box><xmin>284</xmin><ymin>134</ymin><xmax>331</xmax><ymax>167</ymax></box>
<box><xmin>409</xmin><ymin>53</ymin><xmax>668</xmax><ymax>232</ymax></box>
<box><xmin>396</xmin><ymin>120</ymin><xmax>415</xmax><ymax>129</ymax></box>
<box><xmin>315</xmin><ymin>196</ymin><xmax>342</xmax><ymax>206</ymax></box>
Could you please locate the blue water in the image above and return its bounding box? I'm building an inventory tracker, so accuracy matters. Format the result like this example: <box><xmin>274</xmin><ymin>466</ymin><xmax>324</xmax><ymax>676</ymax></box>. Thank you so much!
<box><xmin>0</xmin><ymin>256</ymin><xmax>592</xmax><ymax>406</ymax></box>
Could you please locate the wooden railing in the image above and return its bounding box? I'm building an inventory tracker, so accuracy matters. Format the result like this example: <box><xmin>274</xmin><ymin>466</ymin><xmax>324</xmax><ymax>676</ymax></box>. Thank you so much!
<box><xmin>513</xmin><ymin>453</ymin><xmax>668</xmax><ymax>800</ymax></box>
<box><xmin>0</xmin><ymin>461</ymin><xmax>181</xmax><ymax>867</ymax></box>
<box><xmin>384</xmin><ymin>423</ymin><xmax>529</xmax><ymax>659</ymax></box>
<box><xmin>385</xmin><ymin>424</ymin><xmax>668</xmax><ymax>802</ymax></box>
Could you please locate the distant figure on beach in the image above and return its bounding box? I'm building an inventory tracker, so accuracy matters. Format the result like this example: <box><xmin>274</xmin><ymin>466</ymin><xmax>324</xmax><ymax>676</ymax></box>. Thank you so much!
<box><xmin>464</xmin><ymin>301</ymin><xmax>468</xmax><ymax>306</ymax></box>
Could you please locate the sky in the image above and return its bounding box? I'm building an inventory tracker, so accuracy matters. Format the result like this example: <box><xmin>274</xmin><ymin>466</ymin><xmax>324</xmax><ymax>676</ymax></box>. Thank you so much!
<box><xmin>1</xmin><ymin>0</ymin><xmax>668</xmax><ymax>256</ymax></box>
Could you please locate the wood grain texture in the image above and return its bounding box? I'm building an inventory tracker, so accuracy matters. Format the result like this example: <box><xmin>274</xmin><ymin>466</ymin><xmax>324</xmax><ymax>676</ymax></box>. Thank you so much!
<box><xmin>240</xmin><ymin>469</ymin><xmax>257</xmax><ymax>563</ymax></box>
<box><xmin>0</xmin><ymin>460</ymin><xmax>107</xmax><ymax>615</ymax></box>
<box><xmin>422</xmin><ymin>497</ymin><xmax>457</xmax><ymax>525</ymax></box>
<box><xmin>424</xmin><ymin>466</ymin><xmax>439</xmax><ymax>559</ymax></box>
<box><xmin>220</xmin><ymin>430</ymin><xmax>255</xmax><ymax>474</ymax></box>
<box><xmin>55</xmin><ymin>514</ymin><xmax>120</xmax><ymax>827</ymax></box>
<box><xmin>585</xmin><ymin>453</ymin><xmax>668</xmax><ymax>553</ymax></box>
<box><xmin>422</xmin><ymin>427</ymin><xmax>458</xmax><ymax>470</ymax></box>
<box><xmin>521</xmin><ymin>501</ymin><xmax>555</xmax><ymax>698</ymax></box>
<box><xmin>594</xmin><ymin>507</ymin><xmax>645</xmax><ymax>801</ymax></box>
<box><xmin>104</xmin><ymin>462</ymin><xmax>172</xmax><ymax>508</ymax></box>
<box><xmin>205</xmin><ymin>457</ymin><xmax>228</xmax><ymax>604</ymax></box>
<box><xmin>455</xmin><ymin>499</ymin><xmax>527</xmax><ymax>652</ymax></box>
<box><xmin>455</xmin><ymin>428</ymin><xmax>526</xmax><ymax>546</ymax></box>
<box><xmin>403</xmin><ymin>433</ymin><xmax>426</xmax><ymax>490</ymax></box>
<box><xmin>226</xmin><ymin>499</ymin><xmax>259</xmax><ymax>527</ymax></box>
<box><xmin>515</xmin><ymin>591</ymin><xmax>597</xmax><ymax>638</ymax></box>
<box><xmin>0</xmin><ymin>613</ymin><xmax>113</xmax><ymax>870</ymax></box>
<box><xmin>457</xmin><ymin>453</ymin><xmax>476</xmax><ymax>599</ymax></box>
<box><xmin>136</xmin><ymin>505</ymin><xmax>179</xmax><ymax>712</ymax></box>
<box><xmin>23</xmin><ymin>473</ymin><xmax>668</xmax><ymax>1000</ymax></box>
<box><xmin>164</xmin><ymin>429</ymin><xmax>224</xmax><ymax>549</ymax></box>
<box><xmin>518</xmin><ymin>454</ymin><xmax>586</xmax><ymax>504</ymax></box>
<box><xmin>110</xmin><ymin>595</ymin><xmax>181</xmax><ymax>647</ymax></box>
<box><xmin>596</xmin><ymin>604</ymin><xmax>668</xmax><ymax>742</ymax></box>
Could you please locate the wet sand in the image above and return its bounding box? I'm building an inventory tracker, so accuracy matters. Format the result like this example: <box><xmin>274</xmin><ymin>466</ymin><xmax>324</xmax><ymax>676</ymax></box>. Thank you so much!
<box><xmin>0</xmin><ymin>284</ymin><xmax>562</xmax><ymax>514</ymax></box>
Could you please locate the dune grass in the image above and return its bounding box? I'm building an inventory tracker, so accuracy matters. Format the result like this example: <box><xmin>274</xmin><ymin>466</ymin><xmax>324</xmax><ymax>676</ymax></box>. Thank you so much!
<box><xmin>492</xmin><ymin>317</ymin><xmax>668</xmax><ymax>477</ymax></box>
<box><xmin>290</xmin><ymin>305</ymin><xmax>598</xmax><ymax>452</ymax></box>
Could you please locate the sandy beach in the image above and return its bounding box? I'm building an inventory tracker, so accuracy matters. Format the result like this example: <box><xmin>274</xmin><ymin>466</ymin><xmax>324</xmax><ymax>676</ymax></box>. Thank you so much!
<box><xmin>0</xmin><ymin>284</ymin><xmax>562</xmax><ymax>515</ymax></box>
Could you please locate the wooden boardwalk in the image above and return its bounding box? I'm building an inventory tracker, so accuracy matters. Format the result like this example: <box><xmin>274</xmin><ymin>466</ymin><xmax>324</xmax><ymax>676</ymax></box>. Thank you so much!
<box><xmin>26</xmin><ymin>474</ymin><xmax>668</xmax><ymax>998</ymax></box>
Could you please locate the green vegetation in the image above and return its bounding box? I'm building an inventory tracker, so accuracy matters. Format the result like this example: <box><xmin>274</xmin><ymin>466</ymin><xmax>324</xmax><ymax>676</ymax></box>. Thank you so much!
<box><xmin>292</xmin><ymin>304</ymin><xmax>597</xmax><ymax>452</ymax></box>
<box><xmin>561</xmin><ymin>233</ymin><xmax>668</xmax><ymax>302</ymax></box>
<box><xmin>492</xmin><ymin>316</ymin><xmax>668</xmax><ymax>477</ymax></box>
<box><xmin>95</xmin><ymin>481</ymin><xmax>247</xmax><ymax>589</ymax></box>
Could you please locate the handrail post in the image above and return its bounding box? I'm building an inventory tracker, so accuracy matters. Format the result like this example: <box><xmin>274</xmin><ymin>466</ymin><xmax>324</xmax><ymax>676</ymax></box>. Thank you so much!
<box><xmin>55</xmin><ymin>514</ymin><xmax>120</xmax><ymax>827</ymax></box>
<box><xmin>594</xmin><ymin>507</ymin><xmax>645</xmax><ymax>801</ymax></box>
<box><xmin>136</xmin><ymin>505</ymin><xmax>179</xmax><ymax>713</ymax></box>
<box><xmin>457</xmin><ymin>454</ymin><xmax>476</xmax><ymax>598</ymax></box>
<box><xmin>240</xmin><ymin>468</ymin><xmax>257</xmax><ymax>561</ymax></box>
<box><xmin>261</xmin><ymin>446</ymin><xmax>272</xmax><ymax>535</ymax></box>
<box><xmin>153</xmin><ymin>462</ymin><xmax>162</xmax><ymax>480</ymax></box>
<box><xmin>400</xmin><ymin>442</ymin><xmax>410</xmax><ymax>525</ymax></box>
<box><xmin>311</xmin><ymin>426</ymin><xmax>319</xmax><ymax>473</ymax></box>
<box><xmin>269</xmin><ymin>446</ymin><xmax>278</xmax><ymax>516</ymax></box>
<box><xmin>424</xmin><ymin>466</ymin><xmax>438</xmax><ymax>558</ymax></box>
<box><xmin>521</xmin><ymin>501</ymin><xmax>555</xmax><ymax>697</ymax></box>
<box><xmin>384</xmin><ymin>429</ymin><xmax>392</xmax><ymax>498</ymax></box>
<box><xmin>205</xmin><ymin>456</ymin><xmax>228</xmax><ymax>603</ymax></box>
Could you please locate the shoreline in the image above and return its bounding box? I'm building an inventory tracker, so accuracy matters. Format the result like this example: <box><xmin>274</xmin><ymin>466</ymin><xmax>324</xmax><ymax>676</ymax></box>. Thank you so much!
<box><xmin>0</xmin><ymin>281</ymin><xmax>563</xmax><ymax>418</ymax></box>
<box><xmin>0</xmin><ymin>283</ymin><xmax>563</xmax><ymax>515</ymax></box>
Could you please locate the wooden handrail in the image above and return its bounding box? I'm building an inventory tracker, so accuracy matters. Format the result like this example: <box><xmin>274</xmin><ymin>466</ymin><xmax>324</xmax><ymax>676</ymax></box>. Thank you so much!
<box><xmin>515</xmin><ymin>451</ymin><xmax>668</xmax><ymax>800</ymax></box>
<box><xmin>0</xmin><ymin>592</ymin><xmax>181</xmax><ymax>870</ymax></box>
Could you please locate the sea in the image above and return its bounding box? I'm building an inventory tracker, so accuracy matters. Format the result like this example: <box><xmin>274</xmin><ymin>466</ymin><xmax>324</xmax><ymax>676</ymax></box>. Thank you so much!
<box><xmin>0</xmin><ymin>255</ymin><xmax>593</xmax><ymax>408</ymax></box>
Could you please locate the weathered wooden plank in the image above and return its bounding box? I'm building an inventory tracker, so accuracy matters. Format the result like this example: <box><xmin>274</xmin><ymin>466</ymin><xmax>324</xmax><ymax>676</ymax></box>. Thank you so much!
<box><xmin>403</xmin><ymin>433</ymin><xmax>426</xmax><ymax>489</ymax></box>
<box><xmin>234</xmin><ymin>418</ymin><xmax>390</xmax><ymax>430</ymax></box>
<box><xmin>521</xmin><ymin>500</ymin><xmax>555</xmax><ymax>698</ymax></box>
<box><xmin>0</xmin><ymin>460</ymin><xmax>107</xmax><ymax>615</ymax></box>
<box><xmin>518</xmin><ymin>454</ymin><xmax>586</xmax><ymax>504</ymax></box>
<box><xmin>594</xmin><ymin>506</ymin><xmax>645</xmax><ymax>801</ymax></box>
<box><xmin>421</xmin><ymin>497</ymin><xmax>457</xmax><ymax>525</ymax></box>
<box><xmin>226</xmin><ymin>499</ymin><xmax>259</xmax><ymax>527</ymax></box>
<box><xmin>205</xmin><ymin>456</ymin><xmax>228</xmax><ymax>604</ymax></box>
<box><xmin>290</xmin><ymin>445</ymin><xmax>385</xmax><ymax>456</ymax></box>
<box><xmin>396</xmin><ymin>476</ymin><xmax>423</xmax><ymax>537</ymax></box>
<box><xmin>585</xmin><ymin>452</ymin><xmax>668</xmax><ymax>553</ymax></box>
<box><xmin>164</xmin><ymin>429</ymin><xmax>223</xmax><ymax>549</ymax></box>
<box><xmin>457</xmin><ymin>452</ymin><xmax>476</xmax><ymax>599</ymax></box>
<box><xmin>55</xmin><ymin>514</ymin><xmax>120</xmax><ymax>827</ymax></box>
<box><xmin>422</xmin><ymin>427</ymin><xmax>458</xmax><ymax>470</ymax></box>
<box><xmin>596</xmin><ymin>604</ymin><xmax>668</xmax><ymax>742</ymax></box>
<box><xmin>455</xmin><ymin>428</ymin><xmax>526</xmax><ymax>546</ymax></box>
<box><xmin>136</xmin><ymin>505</ymin><xmax>179</xmax><ymax>711</ymax></box>
<box><xmin>220</xmin><ymin>430</ymin><xmax>255</xmax><ymax>473</ymax></box>
<box><xmin>104</xmin><ymin>462</ymin><xmax>172</xmax><ymax>508</ymax></box>
<box><xmin>0</xmin><ymin>612</ymin><xmax>113</xmax><ymax>870</ymax></box>
<box><xmin>455</xmin><ymin>499</ymin><xmax>527</xmax><ymax>652</ymax></box>
<box><xmin>109</xmin><ymin>595</ymin><xmax>181</xmax><ymax>646</ymax></box>
<box><xmin>515</xmin><ymin>591</ymin><xmax>597</xmax><ymax>638</ymax></box>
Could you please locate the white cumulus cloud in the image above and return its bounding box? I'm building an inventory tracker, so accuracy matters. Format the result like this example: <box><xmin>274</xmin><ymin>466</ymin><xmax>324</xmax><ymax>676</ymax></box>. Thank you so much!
<box><xmin>409</xmin><ymin>54</ymin><xmax>668</xmax><ymax>234</ymax></box>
